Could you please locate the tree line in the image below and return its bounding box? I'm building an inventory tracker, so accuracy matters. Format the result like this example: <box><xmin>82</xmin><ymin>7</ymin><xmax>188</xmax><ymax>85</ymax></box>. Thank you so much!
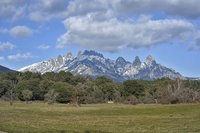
<box><xmin>0</xmin><ymin>71</ymin><xmax>200</xmax><ymax>106</ymax></box>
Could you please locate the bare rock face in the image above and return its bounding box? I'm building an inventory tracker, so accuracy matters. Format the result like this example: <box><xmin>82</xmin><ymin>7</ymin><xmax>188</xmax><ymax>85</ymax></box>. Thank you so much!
<box><xmin>19</xmin><ymin>50</ymin><xmax>183</xmax><ymax>81</ymax></box>
<box><xmin>133</xmin><ymin>56</ymin><xmax>141</xmax><ymax>66</ymax></box>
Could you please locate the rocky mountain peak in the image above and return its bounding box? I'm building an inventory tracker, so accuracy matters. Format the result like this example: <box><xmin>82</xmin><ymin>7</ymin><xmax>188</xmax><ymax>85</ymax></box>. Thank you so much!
<box><xmin>145</xmin><ymin>55</ymin><xmax>156</xmax><ymax>65</ymax></box>
<box><xmin>115</xmin><ymin>57</ymin><xmax>129</xmax><ymax>69</ymax></box>
<box><xmin>133</xmin><ymin>56</ymin><xmax>141</xmax><ymax>66</ymax></box>
<box><xmin>66</xmin><ymin>52</ymin><xmax>73</xmax><ymax>58</ymax></box>
<box><xmin>58</xmin><ymin>55</ymin><xmax>62</xmax><ymax>58</ymax></box>
<box><xmin>116</xmin><ymin>57</ymin><xmax>126</xmax><ymax>64</ymax></box>
<box><xmin>77</xmin><ymin>51</ymin><xmax>83</xmax><ymax>57</ymax></box>
<box><xmin>57</xmin><ymin>55</ymin><xmax>63</xmax><ymax>62</ymax></box>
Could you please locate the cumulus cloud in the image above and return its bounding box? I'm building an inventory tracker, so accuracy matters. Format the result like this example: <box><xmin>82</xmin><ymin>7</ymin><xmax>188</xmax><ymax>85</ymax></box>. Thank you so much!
<box><xmin>54</xmin><ymin>0</ymin><xmax>200</xmax><ymax>52</ymax></box>
<box><xmin>119</xmin><ymin>0</ymin><xmax>200</xmax><ymax>19</ymax></box>
<box><xmin>0</xmin><ymin>42</ymin><xmax>15</xmax><ymax>51</ymax></box>
<box><xmin>66</xmin><ymin>0</ymin><xmax>200</xmax><ymax>19</ymax></box>
<box><xmin>8</xmin><ymin>52</ymin><xmax>35</xmax><ymax>61</ymax></box>
<box><xmin>29</xmin><ymin>0</ymin><xmax>69</xmax><ymax>22</ymax></box>
<box><xmin>0</xmin><ymin>0</ymin><xmax>26</xmax><ymax>21</ymax></box>
<box><xmin>37</xmin><ymin>44</ymin><xmax>50</xmax><ymax>50</ymax></box>
<box><xmin>57</xmin><ymin>15</ymin><xmax>195</xmax><ymax>52</ymax></box>
<box><xmin>0</xmin><ymin>0</ymin><xmax>69</xmax><ymax>22</ymax></box>
<box><xmin>2</xmin><ymin>0</ymin><xmax>200</xmax><ymax>52</ymax></box>
<box><xmin>66</xmin><ymin>0</ymin><xmax>109</xmax><ymax>17</ymax></box>
<box><xmin>0</xmin><ymin>26</ymin><xmax>33</xmax><ymax>38</ymax></box>
<box><xmin>2</xmin><ymin>0</ymin><xmax>200</xmax><ymax>22</ymax></box>
<box><xmin>9</xmin><ymin>26</ymin><xmax>32</xmax><ymax>37</ymax></box>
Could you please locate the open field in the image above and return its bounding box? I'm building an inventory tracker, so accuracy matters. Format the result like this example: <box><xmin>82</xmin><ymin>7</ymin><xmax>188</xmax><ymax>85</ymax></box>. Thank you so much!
<box><xmin>0</xmin><ymin>102</ymin><xmax>200</xmax><ymax>133</ymax></box>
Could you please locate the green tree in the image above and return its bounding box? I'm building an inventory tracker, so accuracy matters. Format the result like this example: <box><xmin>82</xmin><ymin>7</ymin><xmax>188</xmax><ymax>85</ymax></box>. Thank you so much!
<box><xmin>4</xmin><ymin>72</ymin><xmax>19</xmax><ymax>105</ymax></box>
<box><xmin>16</xmin><ymin>79</ymin><xmax>41</xmax><ymax>100</ymax></box>
<box><xmin>22</xmin><ymin>89</ymin><xmax>33</xmax><ymax>104</ymax></box>
<box><xmin>95</xmin><ymin>76</ymin><xmax>112</xmax><ymax>86</ymax></box>
<box><xmin>123</xmin><ymin>80</ymin><xmax>145</xmax><ymax>98</ymax></box>
<box><xmin>44</xmin><ymin>89</ymin><xmax>58</xmax><ymax>104</ymax></box>
<box><xmin>0</xmin><ymin>80</ymin><xmax>10</xmax><ymax>98</ymax></box>
<box><xmin>42</xmin><ymin>72</ymin><xmax>56</xmax><ymax>81</ymax></box>
<box><xmin>39</xmin><ymin>80</ymin><xmax>54</xmax><ymax>99</ymax></box>
<box><xmin>55</xmin><ymin>71</ymin><xmax>73</xmax><ymax>82</ymax></box>
<box><xmin>54</xmin><ymin>82</ymin><xmax>73</xmax><ymax>103</ymax></box>
<box><xmin>70</xmin><ymin>75</ymin><xmax>86</xmax><ymax>86</ymax></box>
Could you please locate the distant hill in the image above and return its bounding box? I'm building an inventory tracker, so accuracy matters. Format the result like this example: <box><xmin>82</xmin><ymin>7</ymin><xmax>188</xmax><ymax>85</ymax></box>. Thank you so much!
<box><xmin>0</xmin><ymin>65</ymin><xmax>15</xmax><ymax>72</ymax></box>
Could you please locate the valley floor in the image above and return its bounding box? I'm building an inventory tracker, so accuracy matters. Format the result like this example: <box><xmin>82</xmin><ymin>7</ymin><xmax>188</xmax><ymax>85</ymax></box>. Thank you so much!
<box><xmin>0</xmin><ymin>102</ymin><xmax>200</xmax><ymax>133</ymax></box>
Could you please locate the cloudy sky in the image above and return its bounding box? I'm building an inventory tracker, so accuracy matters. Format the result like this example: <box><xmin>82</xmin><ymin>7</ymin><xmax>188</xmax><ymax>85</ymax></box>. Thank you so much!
<box><xmin>0</xmin><ymin>0</ymin><xmax>200</xmax><ymax>77</ymax></box>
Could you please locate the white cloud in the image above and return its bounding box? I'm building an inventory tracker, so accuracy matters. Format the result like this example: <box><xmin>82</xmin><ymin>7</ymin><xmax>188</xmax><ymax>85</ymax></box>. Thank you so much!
<box><xmin>29</xmin><ymin>0</ymin><xmax>69</xmax><ymax>22</ymax></box>
<box><xmin>8</xmin><ymin>52</ymin><xmax>35</xmax><ymax>61</ymax></box>
<box><xmin>37</xmin><ymin>44</ymin><xmax>50</xmax><ymax>50</ymax></box>
<box><xmin>1</xmin><ymin>0</ymin><xmax>200</xmax><ymax>52</ymax></box>
<box><xmin>2</xmin><ymin>0</ymin><xmax>200</xmax><ymax>22</ymax></box>
<box><xmin>0</xmin><ymin>56</ymin><xmax>5</xmax><ymax>61</ymax></box>
<box><xmin>66</xmin><ymin>0</ymin><xmax>109</xmax><ymax>17</ymax></box>
<box><xmin>0</xmin><ymin>0</ymin><xmax>26</xmax><ymax>21</ymax></box>
<box><xmin>9</xmin><ymin>26</ymin><xmax>32</xmax><ymax>37</ymax></box>
<box><xmin>54</xmin><ymin>0</ymin><xmax>200</xmax><ymax>52</ymax></box>
<box><xmin>0</xmin><ymin>26</ymin><xmax>33</xmax><ymax>38</ymax></box>
<box><xmin>66</xmin><ymin>0</ymin><xmax>200</xmax><ymax>19</ymax></box>
<box><xmin>57</xmin><ymin>15</ymin><xmax>195</xmax><ymax>52</ymax></box>
<box><xmin>0</xmin><ymin>42</ymin><xmax>15</xmax><ymax>51</ymax></box>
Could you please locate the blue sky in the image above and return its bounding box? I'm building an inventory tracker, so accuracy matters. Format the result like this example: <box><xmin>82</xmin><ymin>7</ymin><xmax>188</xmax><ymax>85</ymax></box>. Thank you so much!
<box><xmin>0</xmin><ymin>0</ymin><xmax>200</xmax><ymax>77</ymax></box>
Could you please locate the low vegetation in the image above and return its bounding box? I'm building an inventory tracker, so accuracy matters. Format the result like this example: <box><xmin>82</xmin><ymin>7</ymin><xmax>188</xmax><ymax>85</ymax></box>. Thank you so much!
<box><xmin>0</xmin><ymin>71</ymin><xmax>200</xmax><ymax>105</ymax></box>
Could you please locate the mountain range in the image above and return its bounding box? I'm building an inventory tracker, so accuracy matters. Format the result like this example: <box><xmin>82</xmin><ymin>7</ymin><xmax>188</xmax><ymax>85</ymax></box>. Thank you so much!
<box><xmin>18</xmin><ymin>50</ymin><xmax>183</xmax><ymax>81</ymax></box>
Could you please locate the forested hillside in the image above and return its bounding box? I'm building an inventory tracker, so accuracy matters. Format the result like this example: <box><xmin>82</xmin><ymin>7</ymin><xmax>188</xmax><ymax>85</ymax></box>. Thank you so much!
<box><xmin>0</xmin><ymin>71</ymin><xmax>200</xmax><ymax>105</ymax></box>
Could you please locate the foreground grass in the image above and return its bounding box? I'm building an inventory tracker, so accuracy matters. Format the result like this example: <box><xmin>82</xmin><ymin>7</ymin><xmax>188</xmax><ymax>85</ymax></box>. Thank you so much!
<box><xmin>0</xmin><ymin>102</ymin><xmax>200</xmax><ymax>133</ymax></box>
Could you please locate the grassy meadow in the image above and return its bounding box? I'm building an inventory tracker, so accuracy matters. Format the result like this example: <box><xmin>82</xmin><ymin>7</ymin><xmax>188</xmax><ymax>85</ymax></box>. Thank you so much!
<box><xmin>0</xmin><ymin>102</ymin><xmax>200</xmax><ymax>133</ymax></box>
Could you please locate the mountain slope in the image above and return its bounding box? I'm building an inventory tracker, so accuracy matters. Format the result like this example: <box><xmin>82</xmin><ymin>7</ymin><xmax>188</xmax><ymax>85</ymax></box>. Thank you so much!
<box><xmin>19</xmin><ymin>50</ymin><xmax>183</xmax><ymax>81</ymax></box>
<box><xmin>19</xmin><ymin>53</ymin><xmax>73</xmax><ymax>74</ymax></box>
<box><xmin>0</xmin><ymin>65</ymin><xmax>15</xmax><ymax>72</ymax></box>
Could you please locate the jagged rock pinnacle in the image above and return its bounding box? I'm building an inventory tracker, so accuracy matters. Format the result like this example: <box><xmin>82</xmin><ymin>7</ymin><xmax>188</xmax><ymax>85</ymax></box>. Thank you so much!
<box><xmin>145</xmin><ymin>55</ymin><xmax>156</xmax><ymax>65</ymax></box>
<box><xmin>77</xmin><ymin>51</ymin><xmax>82</xmax><ymax>57</ymax></box>
<box><xmin>116</xmin><ymin>57</ymin><xmax>126</xmax><ymax>63</ymax></box>
<box><xmin>66</xmin><ymin>52</ymin><xmax>73</xmax><ymax>57</ymax></box>
<box><xmin>133</xmin><ymin>56</ymin><xmax>141</xmax><ymax>66</ymax></box>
